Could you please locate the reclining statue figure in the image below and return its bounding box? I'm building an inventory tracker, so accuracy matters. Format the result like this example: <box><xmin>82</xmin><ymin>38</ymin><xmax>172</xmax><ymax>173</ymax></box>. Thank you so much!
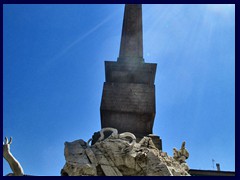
<box><xmin>3</xmin><ymin>137</ymin><xmax>24</xmax><ymax>176</ymax></box>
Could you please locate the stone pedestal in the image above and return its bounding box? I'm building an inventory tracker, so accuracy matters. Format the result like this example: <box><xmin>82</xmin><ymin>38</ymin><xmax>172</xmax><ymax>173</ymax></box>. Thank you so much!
<box><xmin>100</xmin><ymin>61</ymin><xmax>157</xmax><ymax>137</ymax></box>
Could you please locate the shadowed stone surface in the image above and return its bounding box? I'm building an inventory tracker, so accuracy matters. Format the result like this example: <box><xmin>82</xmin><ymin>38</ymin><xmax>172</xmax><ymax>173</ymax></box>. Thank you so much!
<box><xmin>100</xmin><ymin>4</ymin><xmax>161</xmax><ymax>149</ymax></box>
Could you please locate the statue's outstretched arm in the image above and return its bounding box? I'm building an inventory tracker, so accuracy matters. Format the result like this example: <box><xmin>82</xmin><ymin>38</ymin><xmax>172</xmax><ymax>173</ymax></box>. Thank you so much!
<box><xmin>3</xmin><ymin>137</ymin><xmax>24</xmax><ymax>176</ymax></box>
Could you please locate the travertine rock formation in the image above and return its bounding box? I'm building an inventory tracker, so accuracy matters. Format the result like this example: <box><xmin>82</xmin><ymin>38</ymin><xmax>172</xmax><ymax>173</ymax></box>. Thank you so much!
<box><xmin>61</xmin><ymin>128</ymin><xmax>190</xmax><ymax>176</ymax></box>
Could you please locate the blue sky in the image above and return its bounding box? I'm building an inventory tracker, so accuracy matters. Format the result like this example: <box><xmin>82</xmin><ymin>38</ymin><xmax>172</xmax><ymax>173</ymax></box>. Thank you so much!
<box><xmin>3</xmin><ymin>4</ymin><xmax>235</xmax><ymax>176</ymax></box>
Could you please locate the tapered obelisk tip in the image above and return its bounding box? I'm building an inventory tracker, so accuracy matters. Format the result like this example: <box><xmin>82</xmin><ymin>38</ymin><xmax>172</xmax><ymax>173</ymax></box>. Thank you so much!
<box><xmin>118</xmin><ymin>4</ymin><xmax>144</xmax><ymax>63</ymax></box>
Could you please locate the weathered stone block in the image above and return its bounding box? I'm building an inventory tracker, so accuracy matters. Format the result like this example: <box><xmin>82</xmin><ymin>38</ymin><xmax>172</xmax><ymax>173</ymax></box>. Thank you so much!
<box><xmin>105</xmin><ymin>61</ymin><xmax>157</xmax><ymax>85</ymax></box>
<box><xmin>100</xmin><ymin>82</ymin><xmax>156</xmax><ymax>136</ymax></box>
<box><xmin>101</xmin><ymin>82</ymin><xmax>155</xmax><ymax>114</ymax></box>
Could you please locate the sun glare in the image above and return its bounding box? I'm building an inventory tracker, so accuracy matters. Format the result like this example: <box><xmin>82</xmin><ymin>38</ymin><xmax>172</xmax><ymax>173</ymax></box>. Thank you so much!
<box><xmin>206</xmin><ymin>4</ymin><xmax>234</xmax><ymax>18</ymax></box>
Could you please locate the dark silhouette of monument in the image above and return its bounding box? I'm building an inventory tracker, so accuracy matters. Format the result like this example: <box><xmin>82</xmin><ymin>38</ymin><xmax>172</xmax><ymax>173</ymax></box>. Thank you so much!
<box><xmin>100</xmin><ymin>4</ymin><xmax>162</xmax><ymax>149</ymax></box>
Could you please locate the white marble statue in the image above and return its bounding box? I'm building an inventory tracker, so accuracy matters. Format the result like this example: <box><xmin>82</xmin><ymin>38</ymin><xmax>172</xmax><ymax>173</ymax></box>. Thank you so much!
<box><xmin>3</xmin><ymin>137</ymin><xmax>24</xmax><ymax>176</ymax></box>
<box><xmin>61</xmin><ymin>128</ymin><xmax>190</xmax><ymax>176</ymax></box>
<box><xmin>173</xmin><ymin>141</ymin><xmax>190</xmax><ymax>172</ymax></box>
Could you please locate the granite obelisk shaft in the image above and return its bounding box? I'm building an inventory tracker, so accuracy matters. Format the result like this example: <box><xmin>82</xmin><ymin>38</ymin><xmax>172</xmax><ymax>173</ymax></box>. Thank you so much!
<box><xmin>118</xmin><ymin>4</ymin><xmax>143</xmax><ymax>63</ymax></box>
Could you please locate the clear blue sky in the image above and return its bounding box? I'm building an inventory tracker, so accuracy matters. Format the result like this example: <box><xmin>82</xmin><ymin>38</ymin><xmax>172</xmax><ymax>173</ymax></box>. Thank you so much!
<box><xmin>3</xmin><ymin>4</ymin><xmax>235</xmax><ymax>176</ymax></box>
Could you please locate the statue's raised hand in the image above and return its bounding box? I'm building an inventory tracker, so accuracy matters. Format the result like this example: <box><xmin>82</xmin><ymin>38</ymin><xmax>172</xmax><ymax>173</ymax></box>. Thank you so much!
<box><xmin>3</xmin><ymin>137</ymin><xmax>24</xmax><ymax>176</ymax></box>
<box><xmin>3</xmin><ymin>137</ymin><xmax>12</xmax><ymax>158</ymax></box>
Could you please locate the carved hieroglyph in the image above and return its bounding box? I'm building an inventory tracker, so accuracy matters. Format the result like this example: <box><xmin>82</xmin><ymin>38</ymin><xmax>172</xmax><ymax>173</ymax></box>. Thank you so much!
<box><xmin>61</xmin><ymin>128</ymin><xmax>190</xmax><ymax>176</ymax></box>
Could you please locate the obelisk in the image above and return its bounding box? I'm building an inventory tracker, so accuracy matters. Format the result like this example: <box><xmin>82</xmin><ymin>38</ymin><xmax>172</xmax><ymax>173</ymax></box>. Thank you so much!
<box><xmin>100</xmin><ymin>4</ymin><xmax>162</xmax><ymax>149</ymax></box>
<box><xmin>118</xmin><ymin>4</ymin><xmax>143</xmax><ymax>63</ymax></box>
